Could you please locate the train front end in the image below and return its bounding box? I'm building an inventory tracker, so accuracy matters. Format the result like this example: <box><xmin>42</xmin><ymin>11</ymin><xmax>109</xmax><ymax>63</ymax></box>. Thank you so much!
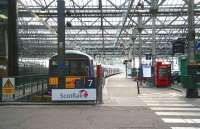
<box><xmin>48</xmin><ymin>51</ymin><xmax>96</xmax><ymax>101</ymax></box>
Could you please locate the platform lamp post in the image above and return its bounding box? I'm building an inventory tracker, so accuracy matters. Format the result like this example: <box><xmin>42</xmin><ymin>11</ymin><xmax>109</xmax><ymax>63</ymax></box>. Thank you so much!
<box><xmin>57</xmin><ymin>0</ymin><xmax>65</xmax><ymax>89</ymax></box>
<box><xmin>136</xmin><ymin>1</ymin><xmax>144</xmax><ymax>86</ymax></box>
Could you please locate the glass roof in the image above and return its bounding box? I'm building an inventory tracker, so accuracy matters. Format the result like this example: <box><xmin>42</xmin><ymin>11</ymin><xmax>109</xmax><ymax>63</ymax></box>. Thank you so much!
<box><xmin>17</xmin><ymin>0</ymin><xmax>200</xmax><ymax>58</ymax></box>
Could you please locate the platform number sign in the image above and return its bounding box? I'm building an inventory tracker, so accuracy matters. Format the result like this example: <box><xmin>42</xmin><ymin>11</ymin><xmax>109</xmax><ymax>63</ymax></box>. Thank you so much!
<box><xmin>88</xmin><ymin>79</ymin><xmax>93</xmax><ymax>87</ymax></box>
<box><xmin>85</xmin><ymin>78</ymin><xmax>95</xmax><ymax>88</ymax></box>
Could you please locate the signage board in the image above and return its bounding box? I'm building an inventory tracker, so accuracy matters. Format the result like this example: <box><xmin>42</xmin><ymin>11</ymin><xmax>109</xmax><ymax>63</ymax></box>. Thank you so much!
<box><xmin>52</xmin><ymin>89</ymin><xmax>96</xmax><ymax>101</ymax></box>
<box><xmin>196</xmin><ymin>40</ymin><xmax>200</xmax><ymax>51</ymax></box>
<box><xmin>127</xmin><ymin>68</ymin><xmax>132</xmax><ymax>78</ymax></box>
<box><xmin>49</xmin><ymin>77</ymin><xmax>59</xmax><ymax>86</ymax></box>
<box><xmin>85</xmin><ymin>77</ymin><xmax>95</xmax><ymax>88</ymax></box>
<box><xmin>2</xmin><ymin>78</ymin><xmax>15</xmax><ymax>95</ymax></box>
<box><xmin>65</xmin><ymin>77</ymin><xmax>81</xmax><ymax>88</ymax></box>
<box><xmin>65</xmin><ymin>77</ymin><xmax>95</xmax><ymax>89</ymax></box>
<box><xmin>172</xmin><ymin>39</ymin><xmax>185</xmax><ymax>54</ymax></box>
<box><xmin>142</xmin><ymin>65</ymin><xmax>152</xmax><ymax>78</ymax></box>
<box><xmin>145</xmin><ymin>53</ymin><xmax>152</xmax><ymax>60</ymax></box>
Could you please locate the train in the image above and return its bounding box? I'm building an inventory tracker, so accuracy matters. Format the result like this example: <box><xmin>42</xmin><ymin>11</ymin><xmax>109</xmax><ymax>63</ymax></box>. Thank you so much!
<box><xmin>102</xmin><ymin>64</ymin><xmax>121</xmax><ymax>77</ymax></box>
<box><xmin>48</xmin><ymin>50</ymin><xmax>121</xmax><ymax>90</ymax></box>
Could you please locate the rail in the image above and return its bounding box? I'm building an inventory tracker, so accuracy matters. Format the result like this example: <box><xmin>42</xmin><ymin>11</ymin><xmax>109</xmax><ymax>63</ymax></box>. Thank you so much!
<box><xmin>0</xmin><ymin>74</ymin><xmax>48</xmax><ymax>102</ymax></box>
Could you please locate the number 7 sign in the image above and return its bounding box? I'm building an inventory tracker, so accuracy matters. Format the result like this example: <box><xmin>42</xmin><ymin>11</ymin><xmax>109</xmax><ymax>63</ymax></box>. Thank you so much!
<box><xmin>85</xmin><ymin>78</ymin><xmax>95</xmax><ymax>88</ymax></box>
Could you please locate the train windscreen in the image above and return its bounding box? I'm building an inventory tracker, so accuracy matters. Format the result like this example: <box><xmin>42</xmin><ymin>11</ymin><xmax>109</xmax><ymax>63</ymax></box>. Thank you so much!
<box><xmin>50</xmin><ymin>59</ymin><xmax>89</xmax><ymax>76</ymax></box>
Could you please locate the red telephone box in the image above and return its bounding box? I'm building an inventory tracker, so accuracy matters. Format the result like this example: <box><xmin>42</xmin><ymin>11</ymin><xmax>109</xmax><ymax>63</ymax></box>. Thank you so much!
<box><xmin>155</xmin><ymin>62</ymin><xmax>171</xmax><ymax>87</ymax></box>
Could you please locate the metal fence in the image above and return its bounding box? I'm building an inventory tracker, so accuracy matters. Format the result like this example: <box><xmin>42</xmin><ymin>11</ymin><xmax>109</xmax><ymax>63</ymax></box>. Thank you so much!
<box><xmin>0</xmin><ymin>74</ymin><xmax>48</xmax><ymax>102</ymax></box>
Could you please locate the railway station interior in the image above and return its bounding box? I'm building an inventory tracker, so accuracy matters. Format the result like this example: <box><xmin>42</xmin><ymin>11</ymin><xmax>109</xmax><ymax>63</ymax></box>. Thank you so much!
<box><xmin>0</xmin><ymin>0</ymin><xmax>200</xmax><ymax>129</ymax></box>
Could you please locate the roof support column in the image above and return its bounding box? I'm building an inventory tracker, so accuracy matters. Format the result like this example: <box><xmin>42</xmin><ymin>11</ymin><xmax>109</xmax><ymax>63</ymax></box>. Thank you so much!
<box><xmin>57</xmin><ymin>0</ymin><xmax>65</xmax><ymax>89</ymax></box>
<box><xmin>187</xmin><ymin>0</ymin><xmax>195</xmax><ymax>61</ymax></box>
<box><xmin>138</xmin><ymin>14</ymin><xmax>142</xmax><ymax>71</ymax></box>
<box><xmin>130</xmin><ymin>29</ymin><xmax>136</xmax><ymax>68</ymax></box>
<box><xmin>150</xmin><ymin>0</ymin><xmax>158</xmax><ymax>87</ymax></box>
<box><xmin>152</xmin><ymin>15</ymin><xmax>156</xmax><ymax>62</ymax></box>
<box><xmin>136</xmin><ymin>2</ymin><xmax>144</xmax><ymax>85</ymax></box>
<box><xmin>186</xmin><ymin>0</ymin><xmax>198</xmax><ymax>98</ymax></box>
<box><xmin>99</xmin><ymin>0</ymin><xmax>105</xmax><ymax>63</ymax></box>
<box><xmin>8</xmin><ymin>0</ymin><xmax>18</xmax><ymax>76</ymax></box>
<box><xmin>150</xmin><ymin>0</ymin><xmax>158</xmax><ymax>64</ymax></box>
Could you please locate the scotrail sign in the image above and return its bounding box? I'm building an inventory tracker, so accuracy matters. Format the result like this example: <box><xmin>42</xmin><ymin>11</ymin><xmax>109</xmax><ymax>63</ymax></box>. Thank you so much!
<box><xmin>52</xmin><ymin>89</ymin><xmax>96</xmax><ymax>101</ymax></box>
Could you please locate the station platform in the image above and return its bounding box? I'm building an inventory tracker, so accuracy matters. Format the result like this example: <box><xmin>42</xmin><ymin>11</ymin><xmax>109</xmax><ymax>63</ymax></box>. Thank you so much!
<box><xmin>0</xmin><ymin>74</ymin><xmax>200</xmax><ymax>129</ymax></box>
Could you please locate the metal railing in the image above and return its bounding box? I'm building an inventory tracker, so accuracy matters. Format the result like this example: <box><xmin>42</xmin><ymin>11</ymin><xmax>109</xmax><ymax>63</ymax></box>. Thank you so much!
<box><xmin>0</xmin><ymin>74</ymin><xmax>48</xmax><ymax>102</ymax></box>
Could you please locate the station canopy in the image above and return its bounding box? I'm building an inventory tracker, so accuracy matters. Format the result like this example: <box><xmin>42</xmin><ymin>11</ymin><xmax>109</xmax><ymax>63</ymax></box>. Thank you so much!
<box><xmin>17</xmin><ymin>0</ymin><xmax>200</xmax><ymax>60</ymax></box>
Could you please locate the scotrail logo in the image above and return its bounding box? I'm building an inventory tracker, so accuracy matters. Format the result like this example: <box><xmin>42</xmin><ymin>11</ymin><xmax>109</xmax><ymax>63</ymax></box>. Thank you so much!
<box><xmin>80</xmin><ymin>90</ymin><xmax>88</xmax><ymax>98</ymax></box>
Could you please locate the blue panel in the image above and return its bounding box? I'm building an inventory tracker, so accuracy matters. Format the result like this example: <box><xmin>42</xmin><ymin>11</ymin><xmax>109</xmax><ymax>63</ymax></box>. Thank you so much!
<box><xmin>196</xmin><ymin>40</ymin><xmax>200</xmax><ymax>51</ymax></box>
<box><xmin>58</xmin><ymin>63</ymin><xmax>65</xmax><ymax>68</ymax></box>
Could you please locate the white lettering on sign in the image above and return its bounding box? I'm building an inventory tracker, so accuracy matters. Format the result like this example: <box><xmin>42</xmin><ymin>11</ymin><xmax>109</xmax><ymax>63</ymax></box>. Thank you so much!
<box><xmin>88</xmin><ymin>79</ymin><xmax>93</xmax><ymax>87</ymax></box>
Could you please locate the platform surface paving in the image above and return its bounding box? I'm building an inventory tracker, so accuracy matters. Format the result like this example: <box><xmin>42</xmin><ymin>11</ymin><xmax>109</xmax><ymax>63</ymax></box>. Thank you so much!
<box><xmin>0</xmin><ymin>74</ymin><xmax>200</xmax><ymax>129</ymax></box>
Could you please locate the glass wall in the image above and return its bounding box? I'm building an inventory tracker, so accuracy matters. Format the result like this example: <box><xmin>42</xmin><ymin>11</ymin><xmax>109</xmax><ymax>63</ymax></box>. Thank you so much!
<box><xmin>0</xmin><ymin>0</ymin><xmax>8</xmax><ymax>77</ymax></box>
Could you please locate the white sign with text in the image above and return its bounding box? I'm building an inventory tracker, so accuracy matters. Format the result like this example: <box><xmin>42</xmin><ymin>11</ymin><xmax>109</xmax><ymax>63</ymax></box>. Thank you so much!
<box><xmin>52</xmin><ymin>89</ymin><xmax>96</xmax><ymax>101</ymax></box>
<box><xmin>142</xmin><ymin>65</ymin><xmax>152</xmax><ymax>78</ymax></box>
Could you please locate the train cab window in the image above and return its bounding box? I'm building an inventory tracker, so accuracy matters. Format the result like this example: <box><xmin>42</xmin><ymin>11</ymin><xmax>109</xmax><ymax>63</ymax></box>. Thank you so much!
<box><xmin>70</xmin><ymin>60</ymin><xmax>88</xmax><ymax>76</ymax></box>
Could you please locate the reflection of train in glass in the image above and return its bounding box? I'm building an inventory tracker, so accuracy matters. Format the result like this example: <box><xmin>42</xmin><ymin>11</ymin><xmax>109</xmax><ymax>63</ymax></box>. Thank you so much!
<box><xmin>0</xmin><ymin>57</ymin><xmax>48</xmax><ymax>77</ymax></box>
<box><xmin>18</xmin><ymin>61</ymin><xmax>48</xmax><ymax>75</ymax></box>
<box><xmin>48</xmin><ymin>50</ymin><xmax>120</xmax><ymax>90</ymax></box>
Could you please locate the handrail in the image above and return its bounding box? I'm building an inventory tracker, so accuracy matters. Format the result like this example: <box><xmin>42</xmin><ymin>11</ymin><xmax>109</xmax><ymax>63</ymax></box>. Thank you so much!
<box><xmin>0</xmin><ymin>74</ymin><xmax>48</xmax><ymax>102</ymax></box>
<box><xmin>7</xmin><ymin>74</ymin><xmax>48</xmax><ymax>78</ymax></box>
